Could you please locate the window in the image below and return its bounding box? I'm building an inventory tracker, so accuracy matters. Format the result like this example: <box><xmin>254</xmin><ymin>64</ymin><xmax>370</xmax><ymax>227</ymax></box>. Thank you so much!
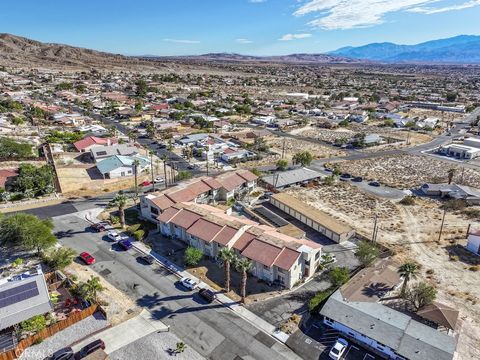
<box><xmin>150</xmin><ymin>207</ymin><xmax>159</xmax><ymax>215</ymax></box>
<box><xmin>315</xmin><ymin>252</ymin><xmax>320</xmax><ymax>260</ymax></box>
<box><xmin>263</xmin><ymin>265</ymin><xmax>270</xmax><ymax>270</ymax></box>
<box><xmin>121</xmin><ymin>172</ymin><xmax>125</xmax><ymax>177</ymax></box>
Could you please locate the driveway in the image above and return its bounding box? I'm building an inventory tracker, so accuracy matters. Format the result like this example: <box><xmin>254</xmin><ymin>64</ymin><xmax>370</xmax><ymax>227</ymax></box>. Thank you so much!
<box><xmin>51</xmin><ymin>213</ymin><xmax>299</xmax><ymax>360</ymax></box>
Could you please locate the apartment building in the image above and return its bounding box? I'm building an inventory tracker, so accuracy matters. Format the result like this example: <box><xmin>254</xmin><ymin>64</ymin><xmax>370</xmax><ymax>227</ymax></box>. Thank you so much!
<box><xmin>140</xmin><ymin>170</ymin><xmax>257</xmax><ymax>222</ymax></box>
<box><xmin>157</xmin><ymin>202</ymin><xmax>321</xmax><ymax>288</ymax></box>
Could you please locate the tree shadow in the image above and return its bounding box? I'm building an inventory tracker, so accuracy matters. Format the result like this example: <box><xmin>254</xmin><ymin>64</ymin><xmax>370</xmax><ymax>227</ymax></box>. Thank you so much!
<box><xmin>362</xmin><ymin>282</ymin><xmax>392</xmax><ymax>298</ymax></box>
<box><xmin>445</xmin><ymin>244</ymin><xmax>480</xmax><ymax>266</ymax></box>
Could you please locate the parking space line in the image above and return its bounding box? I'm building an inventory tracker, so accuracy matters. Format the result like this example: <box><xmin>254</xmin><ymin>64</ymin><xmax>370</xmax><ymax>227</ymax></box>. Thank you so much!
<box><xmin>363</xmin><ymin>354</ymin><xmax>375</xmax><ymax>360</ymax></box>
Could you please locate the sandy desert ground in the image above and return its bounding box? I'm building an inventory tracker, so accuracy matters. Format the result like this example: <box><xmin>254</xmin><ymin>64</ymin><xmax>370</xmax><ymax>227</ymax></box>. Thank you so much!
<box><xmin>286</xmin><ymin>184</ymin><xmax>480</xmax><ymax>360</ymax></box>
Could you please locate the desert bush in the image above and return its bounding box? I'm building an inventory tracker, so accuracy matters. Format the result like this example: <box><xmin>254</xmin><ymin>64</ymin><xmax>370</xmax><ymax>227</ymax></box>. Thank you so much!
<box><xmin>308</xmin><ymin>288</ymin><xmax>334</xmax><ymax>313</ymax></box>
<box><xmin>399</xmin><ymin>196</ymin><xmax>415</xmax><ymax>205</ymax></box>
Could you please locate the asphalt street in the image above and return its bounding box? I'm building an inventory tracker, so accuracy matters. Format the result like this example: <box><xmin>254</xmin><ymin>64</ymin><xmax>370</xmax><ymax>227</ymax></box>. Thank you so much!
<box><xmin>52</xmin><ymin>213</ymin><xmax>300</xmax><ymax>360</ymax></box>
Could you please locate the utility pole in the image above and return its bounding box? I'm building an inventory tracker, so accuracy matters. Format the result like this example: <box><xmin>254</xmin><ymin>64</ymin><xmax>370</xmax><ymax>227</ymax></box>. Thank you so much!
<box><xmin>206</xmin><ymin>153</ymin><xmax>209</xmax><ymax>176</ymax></box>
<box><xmin>163</xmin><ymin>158</ymin><xmax>168</xmax><ymax>188</ymax></box>
<box><xmin>372</xmin><ymin>214</ymin><xmax>378</xmax><ymax>243</ymax></box>
<box><xmin>461</xmin><ymin>167</ymin><xmax>465</xmax><ymax>184</ymax></box>
<box><xmin>281</xmin><ymin>138</ymin><xmax>286</xmax><ymax>159</ymax></box>
<box><xmin>150</xmin><ymin>151</ymin><xmax>155</xmax><ymax>191</ymax></box>
<box><xmin>438</xmin><ymin>208</ymin><xmax>447</xmax><ymax>242</ymax></box>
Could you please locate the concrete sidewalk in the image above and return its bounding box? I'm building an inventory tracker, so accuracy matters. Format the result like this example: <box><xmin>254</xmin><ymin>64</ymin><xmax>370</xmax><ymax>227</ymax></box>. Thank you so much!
<box><xmin>131</xmin><ymin>241</ymin><xmax>290</xmax><ymax>344</ymax></box>
<box><xmin>72</xmin><ymin>309</ymin><xmax>169</xmax><ymax>354</ymax></box>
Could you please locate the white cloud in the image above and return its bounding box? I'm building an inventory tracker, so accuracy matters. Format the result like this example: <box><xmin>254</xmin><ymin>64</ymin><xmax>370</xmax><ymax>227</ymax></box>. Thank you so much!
<box><xmin>162</xmin><ymin>38</ymin><xmax>200</xmax><ymax>44</ymax></box>
<box><xmin>279</xmin><ymin>33</ymin><xmax>312</xmax><ymax>41</ymax></box>
<box><xmin>236</xmin><ymin>38</ymin><xmax>253</xmax><ymax>44</ymax></box>
<box><xmin>294</xmin><ymin>0</ymin><xmax>480</xmax><ymax>30</ymax></box>
<box><xmin>409</xmin><ymin>0</ymin><xmax>480</xmax><ymax>14</ymax></box>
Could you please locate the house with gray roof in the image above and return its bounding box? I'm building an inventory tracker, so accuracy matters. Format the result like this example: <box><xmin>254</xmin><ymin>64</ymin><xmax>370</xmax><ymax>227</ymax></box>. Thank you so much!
<box><xmin>319</xmin><ymin>260</ymin><xmax>458</xmax><ymax>360</ymax></box>
<box><xmin>96</xmin><ymin>155</ymin><xmax>150</xmax><ymax>179</ymax></box>
<box><xmin>261</xmin><ymin>167</ymin><xmax>324</xmax><ymax>190</ymax></box>
<box><xmin>421</xmin><ymin>183</ymin><xmax>480</xmax><ymax>205</ymax></box>
<box><xmin>0</xmin><ymin>271</ymin><xmax>52</xmax><ymax>332</ymax></box>
<box><xmin>90</xmin><ymin>144</ymin><xmax>139</xmax><ymax>162</ymax></box>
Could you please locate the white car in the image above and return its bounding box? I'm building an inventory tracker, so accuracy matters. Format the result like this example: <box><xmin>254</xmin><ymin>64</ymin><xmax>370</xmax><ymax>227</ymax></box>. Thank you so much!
<box><xmin>107</xmin><ymin>230</ymin><xmax>121</xmax><ymax>242</ymax></box>
<box><xmin>329</xmin><ymin>338</ymin><xmax>348</xmax><ymax>360</ymax></box>
<box><xmin>154</xmin><ymin>176</ymin><xmax>165</xmax><ymax>183</ymax></box>
<box><xmin>179</xmin><ymin>277</ymin><xmax>197</xmax><ymax>290</ymax></box>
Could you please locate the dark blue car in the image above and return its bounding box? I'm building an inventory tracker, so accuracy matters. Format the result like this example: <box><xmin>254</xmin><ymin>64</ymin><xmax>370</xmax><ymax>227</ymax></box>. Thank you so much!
<box><xmin>118</xmin><ymin>239</ymin><xmax>133</xmax><ymax>250</ymax></box>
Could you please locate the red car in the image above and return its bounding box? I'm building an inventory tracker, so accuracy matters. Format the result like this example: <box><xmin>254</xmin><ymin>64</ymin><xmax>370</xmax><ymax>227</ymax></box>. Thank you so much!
<box><xmin>91</xmin><ymin>223</ymin><xmax>106</xmax><ymax>232</ymax></box>
<box><xmin>79</xmin><ymin>252</ymin><xmax>95</xmax><ymax>265</ymax></box>
<box><xmin>141</xmin><ymin>181</ymin><xmax>152</xmax><ymax>187</ymax></box>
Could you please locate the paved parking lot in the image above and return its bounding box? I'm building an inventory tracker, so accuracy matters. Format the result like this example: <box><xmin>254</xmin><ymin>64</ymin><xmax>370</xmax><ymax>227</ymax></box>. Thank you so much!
<box><xmin>287</xmin><ymin>320</ymin><xmax>380</xmax><ymax>360</ymax></box>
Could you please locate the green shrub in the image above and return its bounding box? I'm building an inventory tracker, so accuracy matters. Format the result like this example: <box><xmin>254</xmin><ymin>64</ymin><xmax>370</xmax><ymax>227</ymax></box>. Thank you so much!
<box><xmin>20</xmin><ymin>315</ymin><xmax>46</xmax><ymax>333</ymax></box>
<box><xmin>133</xmin><ymin>229</ymin><xmax>145</xmax><ymax>242</ymax></box>
<box><xmin>110</xmin><ymin>215</ymin><xmax>120</xmax><ymax>224</ymax></box>
<box><xmin>11</xmin><ymin>258</ymin><xmax>24</xmax><ymax>267</ymax></box>
<box><xmin>308</xmin><ymin>288</ymin><xmax>334</xmax><ymax>313</ymax></box>
<box><xmin>184</xmin><ymin>247</ymin><xmax>203</xmax><ymax>267</ymax></box>
<box><xmin>127</xmin><ymin>224</ymin><xmax>141</xmax><ymax>235</ymax></box>
<box><xmin>329</xmin><ymin>267</ymin><xmax>350</xmax><ymax>287</ymax></box>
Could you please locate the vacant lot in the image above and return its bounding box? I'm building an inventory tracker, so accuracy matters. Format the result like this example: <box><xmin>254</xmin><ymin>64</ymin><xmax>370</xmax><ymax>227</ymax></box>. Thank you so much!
<box><xmin>267</xmin><ymin>137</ymin><xmax>346</xmax><ymax>160</ymax></box>
<box><xmin>286</xmin><ymin>186</ymin><xmax>480</xmax><ymax>360</ymax></box>
<box><xmin>333</xmin><ymin>154</ymin><xmax>480</xmax><ymax>189</ymax></box>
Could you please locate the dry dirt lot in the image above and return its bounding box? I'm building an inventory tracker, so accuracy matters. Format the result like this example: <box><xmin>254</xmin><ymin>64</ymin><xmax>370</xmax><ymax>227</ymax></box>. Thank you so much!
<box><xmin>332</xmin><ymin>154</ymin><xmax>480</xmax><ymax>189</ymax></box>
<box><xmin>286</xmin><ymin>185</ymin><xmax>479</xmax><ymax>360</ymax></box>
<box><xmin>266</xmin><ymin>137</ymin><xmax>346</xmax><ymax>160</ymax></box>
<box><xmin>64</xmin><ymin>262</ymin><xmax>141</xmax><ymax>326</ymax></box>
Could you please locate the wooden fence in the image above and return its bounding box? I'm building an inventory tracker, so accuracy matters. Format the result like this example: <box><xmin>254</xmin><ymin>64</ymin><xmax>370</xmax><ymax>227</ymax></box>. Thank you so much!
<box><xmin>0</xmin><ymin>304</ymin><xmax>102</xmax><ymax>360</ymax></box>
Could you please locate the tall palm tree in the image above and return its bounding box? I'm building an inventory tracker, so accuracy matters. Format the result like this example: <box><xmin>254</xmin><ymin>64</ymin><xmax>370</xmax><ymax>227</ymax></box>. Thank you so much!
<box><xmin>219</xmin><ymin>248</ymin><xmax>236</xmax><ymax>293</ymax></box>
<box><xmin>133</xmin><ymin>159</ymin><xmax>140</xmax><ymax>200</ymax></box>
<box><xmin>161</xmin><ymin>154</ymin><xmax>168</xmax><ymax>188</ymax></box>
<box><xmin>149</xmin><ymin>151</ymin><xmax>155</xmax><ymax>191</ymax></box>
<box><xmin>447</xmin><ymin>168</ymin><xmax>456</xmax><ymax>185</ymax></box>
<box><xmin>112</xmin><ymin>192</ymin><xmax>128</xmax><ymax>227</ymax></box>
<box><xmin>398</xmin><ymin>262</ymin><xmax>419</xmax><ymax>297</ymax></box>
<box><xmin>235</xmin><ymin>258</ymin><xmax>252</xmax><ymax>304</ymax></box>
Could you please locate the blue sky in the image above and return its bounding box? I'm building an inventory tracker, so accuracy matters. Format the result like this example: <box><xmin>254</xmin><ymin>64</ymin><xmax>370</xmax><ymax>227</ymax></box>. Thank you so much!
<box><xmin>2</xmin><ymin>0</ymin><xmax>480</xmax><ymax>56</ymax></box>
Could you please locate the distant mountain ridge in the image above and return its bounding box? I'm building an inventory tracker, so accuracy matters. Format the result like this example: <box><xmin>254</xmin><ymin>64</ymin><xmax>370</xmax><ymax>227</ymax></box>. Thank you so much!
<box><xmin>143</xmin><ymin>52</ymin><xmax>362</xmax><ymax>64</ymax></box>
<box><xmin>330</xmin><ymin>35</ymin><xmax>480</xmax><ymax>63</ymax></box>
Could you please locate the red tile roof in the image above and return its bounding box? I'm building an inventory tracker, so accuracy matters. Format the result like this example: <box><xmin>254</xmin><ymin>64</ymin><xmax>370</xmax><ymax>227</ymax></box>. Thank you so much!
<box><xmin>74</xmin><ymin>136</ymin><xmax>117</xmax><ymax>151</ymax></box>
<box><xmin>202</xmin><ymin>178</ymin><xmax>223</xmax><ymax>190</ymax></box>
<box><xmin>187</xmin><ymin>180</ymin><xmax>212</xmax><ymax>196</ymax></box>
<box><xmin>274</xmin><ymin>248</ymin><xmax>300</xmax><ymax>271</ymax></box>
<box><xmin>187</xmin><ymin>219</ymin><xmax>223</xmax><ymax>243</ymax></box>
<box><xmin>232</xmin><ymin>232</ymin><xmax>256</xmax><ymax>251</ymax></box>
<box><xmin>157</xmin><ymin>207</ymin><xmax>180</xmax><ymax>223</ymax></box>
<box><xmin>151</xmin><ymin>195</ymin><xmax>175</xmax><ymax>211</ymax></box>
<box><xmin>241</xmin><ymin>239</ymin><xmax>282</xmax><ymax>267</ymax></box>
<box><xmin>166</xmin><ymin>188</ymin><xmax>197</xmax><ymax>203</ymax></box>
<box><xmin>213</xmin><ymin>226</ymin><xmax>238</xmax><ymax>246</ymax></box>
<box><xmin>169</xmin><ymin>209</ymin><xmax>202</xmax><ymax>229</ymax></box>
<box><xmin>216</xmin><ymin>173</ymin><xmax>245</xmax><ymax>192</ymax></box>
<box><xmin>236</xmin><ymin>170</ymin><xmax>258</xmax><ymax>182</ymax></box>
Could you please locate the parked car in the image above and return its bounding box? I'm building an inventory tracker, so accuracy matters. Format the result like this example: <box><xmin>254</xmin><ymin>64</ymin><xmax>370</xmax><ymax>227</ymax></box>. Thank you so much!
<box><xmin>49</xmin><ymin>347</ymin><xmax>74</xmax><ymax>360</ymax></box>
<box><xmin>179</xmin><ymin>277</ymin><xmax>197</xmax><ymax>290</ymax></box>
<box><xmin>352</xmin><ymin>176</ymin><xmax>363</xmax><ymax>182</ymax></box>
<box><xmin>91</xmin><ymin>223</ymin><xmax>106</xmax><ymax>232</ymax></box>
<box><xmin>140</xmin><ymin>254</ymin><xmax>155</xmax><ymax>265</ymax></box>
<box><xmin>187</xmin><ymin>164</ymin><xmax>195</xmax><ymax>170</ymax></box>
<box><xmin>75</xmin><ymin>339</ymin><xmax>105</xmax><ymax>359</ymax></box>
<box><xmin>79</xmin><ymin>252</ymin><xmax>95</xmax><ymax>265</ymax></box>
<box><xmin>198</xmin><ymin>288</ymin><xmax>216</xmax><ymax>303</ymax></box>
<box><xmin>118</xmin><ymin>239</ymin><xmax>133</xmax><ymax>250</ymax></box>
<box><xmin>340</xmin><ymin>173</ymin><xmax>352</xmax><ymax>179</ymax></box>
<box><xmin>368</xmin><ymin>181</ymin><xmax>381</xmax><ymax>187</ymax></box>
<box><xmin>154</xmin><ymin>176</ymin><xmax>165</xmax><ymax>183</ymax></box>
<box><xmin>157</xmin><ymin>143</ymin><xmax>167</xmax><ymax>149</ymax></box>
<box><xmin>107</xmin><ymin>230</ymin><xmax>121</xmax><ymax>242</ymax></box>
<box><xmin>329</xmin><ymin>338</ymin><xmax>348</xmax><ymax>360</ymax></box>
<box><xmin>141</xmin><ymin>181</ymin><xmax>152</xmax><ymax>187</ymax></box>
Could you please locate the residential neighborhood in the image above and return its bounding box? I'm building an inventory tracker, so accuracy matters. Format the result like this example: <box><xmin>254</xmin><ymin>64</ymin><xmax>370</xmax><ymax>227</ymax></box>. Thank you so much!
<box><xmin>1</xmin><ymin>6</ymin><xmax>480</xmax><ymax>360</ymax></box>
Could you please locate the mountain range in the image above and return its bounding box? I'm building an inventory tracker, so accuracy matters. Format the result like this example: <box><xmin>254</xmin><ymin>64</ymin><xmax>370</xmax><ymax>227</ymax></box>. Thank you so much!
<box><xmin>329</xmin><ymin>35</ymin><xmax>480</xmax><ymax>63</ymax></box>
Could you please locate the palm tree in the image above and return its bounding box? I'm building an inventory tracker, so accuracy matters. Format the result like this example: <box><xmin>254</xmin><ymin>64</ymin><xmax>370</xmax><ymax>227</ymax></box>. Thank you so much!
<box><xmin>149</xmin><ymin>151</ymin><xmax>155</xmax><ymax>191</ymax></box>
<box><xmin>161</xmin><ymin>154</ymin><xmax>168</xmax><ymax>188</ymax></box>
<box><xmin>112</xmin><ymin>192</ymin><xmax>128</xmax><ymax>227</ymax></box>
<box><xmin>133</xmin><ymin>159</ymin><xmax>140</xmax><ymax>200</ymax></box>
<box><xmin>85</xmin><ymin>276</ymin><xmax>104</xmax><ymax>303</ymax></box>
<box><xmin>219</xmin><ymin>248</ymin><xmax>236</xmax><ymax>293</ymax></box>
<box><xmin>447</xmin><ymin>168</ymin><xmax>456</xmax><ymax>185</ymax></box>
<box><xmin>398</xmin><ymin>262</ymin><xmax>419</xmax><ymax>297</ymax></box>
<box><xmin>235</xmin><ymin>258</ymin><xmax>252</xmax><ymax>304</ymax></box>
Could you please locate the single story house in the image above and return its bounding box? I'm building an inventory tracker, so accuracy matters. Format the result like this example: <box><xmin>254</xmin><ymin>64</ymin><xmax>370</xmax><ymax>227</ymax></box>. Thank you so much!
<box><xmin>158</xmin><ymin>202</ymin><xmax>321</xmax><ymax>288</ymax></box>
<box><xmin>270</xmin><ymin>192</ymin><xmax>355</xmax><ymax>243</ymax></box>
<box><xmin>96</xmin><ymin>155</ymin><xmax>150</xmax><ymax>179</ymax></box>
<box><xmin>320</xmin><ymin>260</ymin><xmax>458</xmax><ymax>360</ymax></box>
<box><xmin>74</xmin><ymin>136</ymin><xmax>118</xmax><ymax>152</ymax></box>
<box><xmin>90</xmin><ymin>144</ymin><xmax>139</xmax><ymax>162</ymax></box>
<box><xmin>420</xmin><ymin>183</ymin><xmax>480</xmax><ymax>205</ymax></box>
<box><xmin>0</xmin><ymin>271</ymin><xmax>52</xmax><ymax>332</ymax></box>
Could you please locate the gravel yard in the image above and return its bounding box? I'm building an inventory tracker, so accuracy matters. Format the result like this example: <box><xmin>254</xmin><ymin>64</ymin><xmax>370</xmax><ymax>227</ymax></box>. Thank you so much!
<box><xmin>20</xmin><ymin>312</ymin><xmax>108</xmax><ymax>360</ymax></box>
<box><xmin>266</xmin><ymin>136</ymin><xmax>346</xmax><ymax>160</ymax></box>
<box><xmin>109</xmin><ymin>331</ymin><xmax>205</xmax><ymax>360</ymax></box>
